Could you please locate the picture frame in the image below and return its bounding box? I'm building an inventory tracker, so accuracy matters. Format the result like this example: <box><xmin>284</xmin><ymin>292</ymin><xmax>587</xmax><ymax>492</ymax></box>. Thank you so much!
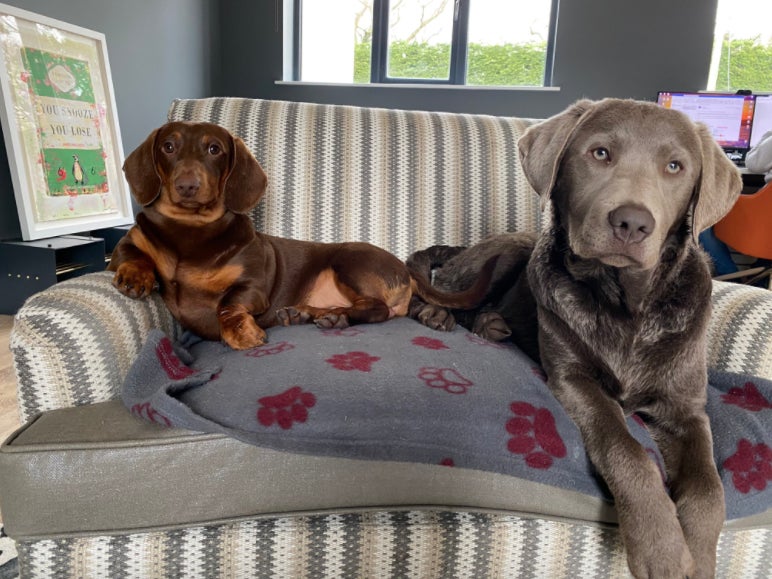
<box><xmin>0</xmin><ymin>3</ymin><xmax>132</xmax><ymax>241</ymax></box>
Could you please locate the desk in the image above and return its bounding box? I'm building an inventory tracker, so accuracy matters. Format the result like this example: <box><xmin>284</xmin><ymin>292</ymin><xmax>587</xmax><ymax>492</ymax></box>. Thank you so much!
<box><xmin>738</xmin><ymin>168</ymin><xmax>765</xmax><ymax>193</ymax></box>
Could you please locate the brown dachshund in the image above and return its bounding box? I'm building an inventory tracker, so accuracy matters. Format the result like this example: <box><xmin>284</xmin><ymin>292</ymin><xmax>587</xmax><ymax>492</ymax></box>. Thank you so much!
<box><xmin>109</xmin><ymin>121</ymin><xmax>491</xmax><ymax>350</ymax></box>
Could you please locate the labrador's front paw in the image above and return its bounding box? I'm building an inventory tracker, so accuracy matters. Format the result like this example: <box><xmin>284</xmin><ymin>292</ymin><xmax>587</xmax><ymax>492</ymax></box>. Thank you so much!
<box><xmin>412</xmin><ymin>302</ymin><xmax>456</xmax><ymax>332</ymax></box>
<box><xmin>276</xmin><ymin>306</ymin><xmax>311</xmax><ymax>326</ymax></box>
<box><xmin>313</xmin><ymin>311</ymin><xmax>349</xmax><ymax>329</ymax></box>
<box><xmin>472</xmin><ymin>311</ymin><xmax>511</xmax><ymax>341</ymax></box>
<box><xmin>622</xmin><ymin>500</ymin><xmax>695</xmax><ymax>579</ymax></box>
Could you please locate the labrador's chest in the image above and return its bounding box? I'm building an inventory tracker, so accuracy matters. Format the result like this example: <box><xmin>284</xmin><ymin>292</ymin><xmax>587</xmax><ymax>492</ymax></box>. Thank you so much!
<box><xmin>583</xmin><ymin>295</ymin><xmax>706</xmax><ymax>411</ymax></box>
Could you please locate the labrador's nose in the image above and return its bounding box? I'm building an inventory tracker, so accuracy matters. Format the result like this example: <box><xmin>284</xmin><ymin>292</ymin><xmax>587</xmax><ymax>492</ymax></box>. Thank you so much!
<box><xmin>608</xmin><ymin>205</ymin><xmax>655</xmax><ymax>244</ymax></box>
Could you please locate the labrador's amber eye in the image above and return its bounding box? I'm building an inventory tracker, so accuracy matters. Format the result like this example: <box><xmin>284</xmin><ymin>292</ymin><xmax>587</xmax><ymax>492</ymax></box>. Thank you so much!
<box><xmin>592</xmin><ymin>147</ymin><xmax>610</xmax><ymax>162</ymax></box>
<box><xmin>666</xmin><ymin>160</ymin><xmax>683</xmax><ymax>174</ymax></box>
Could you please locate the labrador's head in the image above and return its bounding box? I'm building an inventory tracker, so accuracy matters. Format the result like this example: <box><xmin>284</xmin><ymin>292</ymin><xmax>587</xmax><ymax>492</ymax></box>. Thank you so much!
<box><xmin>518</xmin><ymin>98</ymin><xmax>741</xmax><ymax>270</ymax></box>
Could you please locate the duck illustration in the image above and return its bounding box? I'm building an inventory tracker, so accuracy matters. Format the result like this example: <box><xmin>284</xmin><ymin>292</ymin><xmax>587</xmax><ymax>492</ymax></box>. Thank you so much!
<box><xmin>72</xmin><ymin>155</ymin><xmax>86</xmax><ymax>185</ymax></box>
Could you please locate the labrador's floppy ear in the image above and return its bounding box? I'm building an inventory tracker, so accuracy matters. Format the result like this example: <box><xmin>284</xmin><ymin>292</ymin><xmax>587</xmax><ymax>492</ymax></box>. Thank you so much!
<box><xmin>518</xmin><ymin>99</ymin><xmax>596</xmax><ymax>209</ymax></box>
<box><xmin>223</xmin><ymin>136</ymin><xmax>268</xmax><ymax>214</ymax></box>
<box><xmin>691</xmin><ymin>123</ymin><xmax>742</xmax><ymax>239</ymax></box>
<box><xmin>122</xmin><ymin>128</ymin><xmax>162</xmax><ymax>206</ymax></box>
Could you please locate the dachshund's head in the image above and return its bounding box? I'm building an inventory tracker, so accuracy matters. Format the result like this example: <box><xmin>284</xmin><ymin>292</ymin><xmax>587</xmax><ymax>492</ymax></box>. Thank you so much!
<box><xmin>123</xmin><ymin>121</ymin><xmax>268</xmax><ymax>224</ymax></box>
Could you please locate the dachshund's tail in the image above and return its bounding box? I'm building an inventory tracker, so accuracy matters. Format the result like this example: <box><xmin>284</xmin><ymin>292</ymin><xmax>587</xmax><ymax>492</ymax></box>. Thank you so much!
<box><xmin>408</xmin><ymin>255</ymin><xmax>498</xmax><ymax>310</ymax></box>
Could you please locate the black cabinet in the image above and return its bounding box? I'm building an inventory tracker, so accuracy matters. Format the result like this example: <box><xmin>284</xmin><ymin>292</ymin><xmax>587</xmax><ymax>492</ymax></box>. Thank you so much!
<box><xmin>0</xmin><ymin>235</ymin><xmax>106</xmax><ymax>314</ymax></box>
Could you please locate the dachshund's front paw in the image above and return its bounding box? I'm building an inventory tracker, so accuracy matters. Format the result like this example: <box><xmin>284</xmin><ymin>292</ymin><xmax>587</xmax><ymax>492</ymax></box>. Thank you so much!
<box><xmin>112</xmin><ymin>263</ymin><xmax>156</xmax><ymax>299</ymax></box>
<box><xmin>219</xmin><ymin>306</ymin><xmax>267</xmax><ymax>350</ymax></box>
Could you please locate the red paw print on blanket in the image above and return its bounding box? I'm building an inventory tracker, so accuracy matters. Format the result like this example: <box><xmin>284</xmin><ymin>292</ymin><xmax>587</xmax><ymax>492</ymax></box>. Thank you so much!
<box><xmin>721</xmin><ymin>382</ymin><xmax>772</xmax><ymax>411</ymax></box>
<box><xmin>412</xmin><ymin>336</ymin><xmax>449</xmax><ymax>350</ymax></box>
<box><xmin>723</xmin><ymin>439</ymin><xmax>772</xmax><ymax>494</ymax></box>
<box><xmin>131</xmin><ymin>402</ymin><xmax>171</xmax><ymax>427</ymax></box>
<box><xmin>257</xmin><ymin>386</ymin><xmax>316</xmax><ymax>429</ymax></box>
<box><xmin>156</xmin><ymin>337</ymin><xmax>194</xmax><ymax>380</ymax></box>
<box><xmin>506</xmin><ymin>402</ymin><xmax>567</xmax><ymax>469</ymax></box>
<box><xmin>418</xmin><ymin>367</ymin><xmax>473</xmax><ymax>394</ymax></box>
<box><xmin>326</xmin><ymin>351</ymin><xmax>380</xmax><ymax>372</ymax></box>
<box><xmin>245</xmin><ymin>341</ymin><xmax>295</xmax><ymax>358</ymax></box>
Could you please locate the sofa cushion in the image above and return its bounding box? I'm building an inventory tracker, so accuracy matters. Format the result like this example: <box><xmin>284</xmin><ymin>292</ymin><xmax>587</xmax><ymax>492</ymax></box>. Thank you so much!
<box><xmin>118</xmin><ymin>319</ymin><xmax>772</xmax><ymax>520</ymax></box>
<box><xmin>3</xmin><ymin>313</ymin><xmax>771</xmax><ymax>540</ymax></box>
<box><xmin>0</xmin><ymin>398</ymin><xmax>620</xmax><ymax>538</ymax></box>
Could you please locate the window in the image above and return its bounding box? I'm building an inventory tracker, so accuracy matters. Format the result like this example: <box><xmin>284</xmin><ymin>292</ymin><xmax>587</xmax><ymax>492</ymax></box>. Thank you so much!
<box><xmin>708</xmin><ymin>0</ymin><xmax>772</xmax><ymax>92</ymax></box>
<box><xmin>295</xmin><ymin>0</ymin><xmax>558</xmax><ymax>87</ymax></box>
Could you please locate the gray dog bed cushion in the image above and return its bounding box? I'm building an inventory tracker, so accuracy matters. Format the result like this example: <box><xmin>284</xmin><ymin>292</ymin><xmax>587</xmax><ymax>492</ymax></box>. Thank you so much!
<box><xmin>122</xmin><ymin>317</ymin><xmax>772</xmax><ymax>521</ymax></box>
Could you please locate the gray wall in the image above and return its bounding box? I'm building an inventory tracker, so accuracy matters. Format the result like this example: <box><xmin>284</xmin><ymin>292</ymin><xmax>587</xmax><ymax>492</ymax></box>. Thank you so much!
<box><xmin>7</xmin><ymin>0</ymin><xmax>214</xmax><ymax>150</ymax></box>
<box><xmin>0</xmin><ymin>0</ymin><xmax>722</xmax><ymax>238</ymax></box>
<box><xmin>0</xmin><ymin>0</ymin><xmax>214</xmax><ymax>238</ymax></box>
<box><xmin>217</xmin><ymin>0</ymin><xmax>719</xmax><ymax>119</ymax></box>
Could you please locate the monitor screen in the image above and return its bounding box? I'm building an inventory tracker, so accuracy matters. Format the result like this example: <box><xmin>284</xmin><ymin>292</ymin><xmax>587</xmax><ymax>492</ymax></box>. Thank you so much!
<box><xmin>750</xmin><ymin>94</ymin><xmax>772</xmax><ymax>148</ymax></box>
<box><xmin>656</xmin><ymin>92</ymin><xmax>755</xmax><ymax>149</ymax></box>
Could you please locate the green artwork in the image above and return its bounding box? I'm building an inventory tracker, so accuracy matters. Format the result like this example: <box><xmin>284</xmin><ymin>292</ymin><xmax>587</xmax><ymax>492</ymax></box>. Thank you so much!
<box><xmin>42</xmin><ymin>148</ymin><xmax>108</xmax><ymax>195</ymax></box>
<box><xmin>23</xmin><ymin>47</ymin><xmax>95</xmax><ymax>102</ymax></box>
<box><xmin>21</xmin><ymin>47</ymin><xmax>107</xmax><ymax>196</ymax></box>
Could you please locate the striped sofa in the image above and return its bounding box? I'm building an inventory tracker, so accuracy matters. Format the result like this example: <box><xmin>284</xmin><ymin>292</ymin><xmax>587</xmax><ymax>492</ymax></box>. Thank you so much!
<box><xmin>1</xmin><ymin>97</ymin><xmax>771</xmax><ymax>577</ymax></box>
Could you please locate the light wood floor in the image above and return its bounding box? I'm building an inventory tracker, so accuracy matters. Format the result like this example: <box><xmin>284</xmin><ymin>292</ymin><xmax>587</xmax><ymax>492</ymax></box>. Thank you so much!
<box><xmin>0</xmin><ymin>315</ymin><xmax>20</xmax><ymax>444</ymax></box>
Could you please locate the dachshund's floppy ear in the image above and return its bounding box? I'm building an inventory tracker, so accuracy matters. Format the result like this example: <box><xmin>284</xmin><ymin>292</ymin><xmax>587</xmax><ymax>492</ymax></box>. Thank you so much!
<box><xmin>123</xmin><ymin>128</ymin><xmax>162</xmax><ymax>206</ymax></box>
<box><xmin>224</xmin><ymin>136</ymin><xmax>268</xmax><ymax>214</ymax></box>
<box><xmin>518</xmin><ymin>99</ymin><xmax>595</xmax><ymax>209</ymax></box>
<box><xmin>690</xmin><ymin>123</ymin><xmax>742</xmax><ymax>240</ymax></box>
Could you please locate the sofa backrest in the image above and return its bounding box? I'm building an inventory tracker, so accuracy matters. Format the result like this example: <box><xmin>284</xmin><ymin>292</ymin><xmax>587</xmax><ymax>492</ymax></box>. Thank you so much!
<box><xmin>168</xmin><ymin>97</ymin><xmax>541</xmax><ymax>259</ymax></box>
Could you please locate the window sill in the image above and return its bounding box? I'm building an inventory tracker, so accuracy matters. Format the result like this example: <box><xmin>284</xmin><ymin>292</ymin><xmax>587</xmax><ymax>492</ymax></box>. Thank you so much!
<box><xmin>276</xmin><ymin>80</ymin><xmax>560</xmax><ymax>92</ymax></box>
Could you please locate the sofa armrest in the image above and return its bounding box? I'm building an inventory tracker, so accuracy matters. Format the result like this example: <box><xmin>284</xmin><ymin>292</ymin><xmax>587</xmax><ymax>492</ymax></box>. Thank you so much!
<box><xmin>708</xmin><ymin>280</ymin><xmax>772</xmax><ymax>380</ymax></box>
<box><xmin>10</xmin><ymin>272</ymin><xmax>181</xmax><ymax>422</ymax></box>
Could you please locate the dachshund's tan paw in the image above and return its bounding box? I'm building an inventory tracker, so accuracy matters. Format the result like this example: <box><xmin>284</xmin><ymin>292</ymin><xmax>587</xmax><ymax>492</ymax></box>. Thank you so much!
<box><xmin>112</xmin><ymin>263</ymin><xmax>156</xmax><ymax>299</ymax></box>
<box><xmin>220</xmin><ymin>312</ymin><xmax>267</xmax><ymax>350</ymax></box>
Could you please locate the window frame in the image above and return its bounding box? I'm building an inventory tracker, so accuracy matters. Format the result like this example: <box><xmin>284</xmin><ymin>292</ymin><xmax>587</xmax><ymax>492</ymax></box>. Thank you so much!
<box><xmin>293</xmin><ymin>0</ymin><xmax>560</xmax><ymax>87</ymax></box>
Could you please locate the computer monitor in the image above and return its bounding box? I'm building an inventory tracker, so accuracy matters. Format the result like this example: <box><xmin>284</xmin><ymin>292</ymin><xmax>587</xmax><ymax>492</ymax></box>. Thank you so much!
<box><xmin>656</xmin><ymin>92</ymin><xmax>755</xmax><ymax>150</ymax></box>
<box><xmin>750</xmin><ymin>94</ymin><xmax>772</xmax><ymax>148</ymax></box>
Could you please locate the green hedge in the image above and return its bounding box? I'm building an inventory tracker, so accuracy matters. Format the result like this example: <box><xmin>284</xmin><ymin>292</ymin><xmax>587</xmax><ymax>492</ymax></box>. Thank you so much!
<box><xmin>354</xmin><ymin>40</ymin><xmax>546</xmax><ymax>86</ymax></box>
<box><xmin>714</xmin><ymin>37</ymin><xmax>772</xmax><ymax>92</ymax></box>
<box><xmin>354</xmin><ymin>37</ymin><xmax>772</xmax><ymax>92</ymax></box>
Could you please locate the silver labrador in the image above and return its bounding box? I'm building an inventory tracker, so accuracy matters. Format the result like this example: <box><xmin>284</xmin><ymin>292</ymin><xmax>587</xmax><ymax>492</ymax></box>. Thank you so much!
<box><xmin>409</xmin><ymin>98</ymin><xmax>742</xmax><ymax>578</ymax></box>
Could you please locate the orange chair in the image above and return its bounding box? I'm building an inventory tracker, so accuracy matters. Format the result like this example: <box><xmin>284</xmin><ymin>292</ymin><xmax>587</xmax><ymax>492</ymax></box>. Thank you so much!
<box><xmin>714</xmin><ymin>182</ymin><xmax>772</xmax><ymax>260</ymax></box>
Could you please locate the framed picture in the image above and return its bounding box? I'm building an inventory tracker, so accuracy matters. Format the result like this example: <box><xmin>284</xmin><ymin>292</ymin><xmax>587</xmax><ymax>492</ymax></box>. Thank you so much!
<box><xmin>0</xmin><ymin>3</ymin><xmax>132</xmax><ymax>240</ymax></box>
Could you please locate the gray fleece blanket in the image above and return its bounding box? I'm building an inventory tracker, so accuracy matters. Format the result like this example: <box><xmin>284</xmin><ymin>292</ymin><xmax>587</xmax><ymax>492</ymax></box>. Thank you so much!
<box><xmin>122</xmin><ymin>317</ymin><xmax>772</xmax><ymax>520</ymax></box>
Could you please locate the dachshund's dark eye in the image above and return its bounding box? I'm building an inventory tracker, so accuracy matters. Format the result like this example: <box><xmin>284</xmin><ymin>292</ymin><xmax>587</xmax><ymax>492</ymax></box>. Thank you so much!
<box><xmin>208</xmin><ymin>143</ymin><xmax>221</xmax><ymax>155</ymax></box>
<box><xmin>162</xmin><ymin>141</ymin><xmax>175</xmax><ymax>154</ymax></box>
